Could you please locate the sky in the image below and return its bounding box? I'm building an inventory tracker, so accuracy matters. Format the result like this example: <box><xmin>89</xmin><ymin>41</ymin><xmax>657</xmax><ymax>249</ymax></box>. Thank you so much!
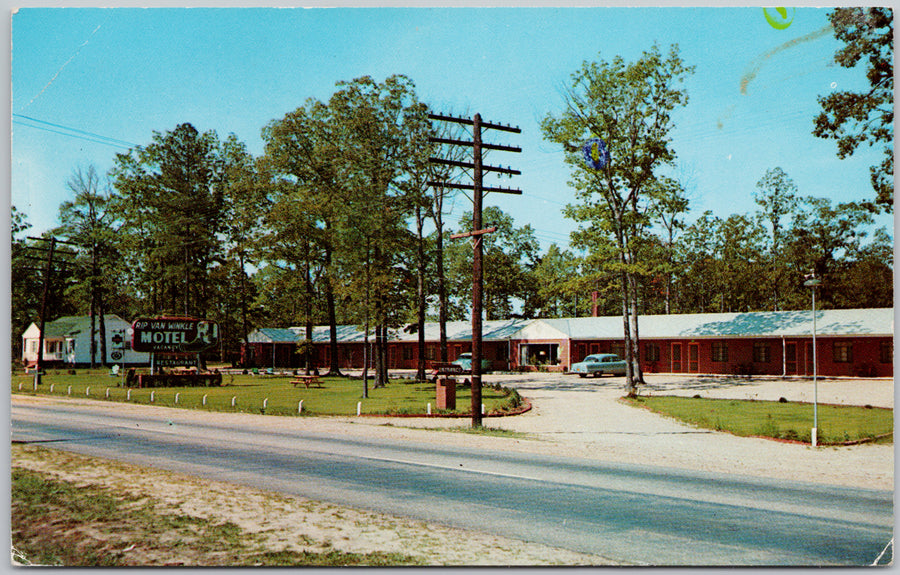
<box><xmin>9</xmin><ymin>4</ymin><xmax>893</xmax><ymax>252</ymax></box>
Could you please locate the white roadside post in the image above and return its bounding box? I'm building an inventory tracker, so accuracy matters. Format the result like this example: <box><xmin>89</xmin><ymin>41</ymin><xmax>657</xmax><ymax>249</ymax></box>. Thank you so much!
<box><xmin>804</xmin><ymin>273</ymin><xmax>821</xmax><ymax>447</ymax></box>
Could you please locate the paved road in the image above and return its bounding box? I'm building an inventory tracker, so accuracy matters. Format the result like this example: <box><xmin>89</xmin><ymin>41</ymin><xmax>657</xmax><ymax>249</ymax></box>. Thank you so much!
<box><xmin>11</xmin><ymin>400</ymin><xmax>893</xmax><ymax>566</ymax></box>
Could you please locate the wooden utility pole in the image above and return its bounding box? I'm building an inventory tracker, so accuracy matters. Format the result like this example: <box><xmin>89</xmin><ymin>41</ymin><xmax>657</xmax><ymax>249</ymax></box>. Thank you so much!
<box><xmin>35</xmin><ymin>237</ymin><xmax>55</xmax><ymax>387</ymax></box>
<box><xmin>428</xmin><ymin>112</ymin><xmax>521</xmax><ymax>428</ymax></box>
<box><xmin>24</xmin><ymin>237</ymin><xmax>79</xmax><ymax>386</ymax></box>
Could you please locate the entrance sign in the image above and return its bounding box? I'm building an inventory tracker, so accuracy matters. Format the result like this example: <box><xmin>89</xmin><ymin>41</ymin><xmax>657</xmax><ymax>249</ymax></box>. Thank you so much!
<box><xmin>581</xmin><ymin>138</ymin><xmax>610</xmax><ymax>170</ymax></box>
<box><xmin>132</xmin><ymin>318</ymin><xmax>219</xmax><ymax>353</ymax></box>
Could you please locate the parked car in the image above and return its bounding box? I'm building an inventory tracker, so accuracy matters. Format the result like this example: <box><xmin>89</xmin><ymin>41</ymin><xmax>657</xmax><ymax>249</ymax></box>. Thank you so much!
<box><xmin>452</xmin><ymin>352</ymin><xmax>492</xmax><ymax>373</ymax></box>
<box><xmin>570</xmin><ymin>353</ymin><xmax>627</xmax><ymax>377</ymax></box>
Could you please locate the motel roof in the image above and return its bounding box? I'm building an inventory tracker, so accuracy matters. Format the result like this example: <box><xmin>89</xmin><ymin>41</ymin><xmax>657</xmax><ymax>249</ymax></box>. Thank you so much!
<box><xmin>537</xmin><ymin>308</ymin><xmax>895</xmax><ymax>340</ymax></box>
<box><xmin>247</xmin><ymin>308</ymin><xmax>893</xmax><ymax>344</ymax></box>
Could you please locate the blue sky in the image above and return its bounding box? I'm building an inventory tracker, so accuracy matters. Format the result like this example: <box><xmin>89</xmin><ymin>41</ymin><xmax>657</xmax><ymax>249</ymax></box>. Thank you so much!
<box><xmin>10</xmin><ymin>6</ymin><xmax>892</xmax><ymax>251</ymax></box>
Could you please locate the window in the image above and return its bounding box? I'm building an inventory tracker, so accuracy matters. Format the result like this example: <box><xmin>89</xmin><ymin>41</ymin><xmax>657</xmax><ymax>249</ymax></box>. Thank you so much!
<box><xmin>611</xmin><ymin>343</ymin><xmax>625</xmax><ymax>359</ymax></box>
<box><xmin>880</xmin><ymin>341</ymin><xmax>893</xmax><ymax>364</ymax></box>
<box><xmin>833</xmin><ymin>341</ymin><xmax>853</xmax><ymax>363</ymax></box>
<box><xmin>645</xmin><ymin>342</ymin><xmax>660</xmax><ymax>362</ymax></box>
<box><xmin>711</xmin><ymin>341</ymin><xmax>728</xmax><ymax>363</ymax></box>
<box><xmin>402</xmin><ymin>346</ymin><xmax>414</xmax><ymax>361</ymax></box>
<box><xmin>753</xmin><ymin>342</ymin><xmax>770</xmax><ymax>363</ymax></box>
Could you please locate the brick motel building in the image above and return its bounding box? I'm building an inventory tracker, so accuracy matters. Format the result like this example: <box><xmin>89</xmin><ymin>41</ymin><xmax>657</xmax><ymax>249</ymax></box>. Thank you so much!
<box><xmin>242</xmin><ymin>308</ymin><xmax>893</xmax><ymax>379</ymax></box>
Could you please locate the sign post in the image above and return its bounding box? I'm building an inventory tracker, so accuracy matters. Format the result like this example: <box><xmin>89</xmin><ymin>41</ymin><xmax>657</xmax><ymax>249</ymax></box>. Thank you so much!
<box><xmin>111</xmin><ymin>329</ymin><xmax>126</xmax><ymax>384</ymax></box>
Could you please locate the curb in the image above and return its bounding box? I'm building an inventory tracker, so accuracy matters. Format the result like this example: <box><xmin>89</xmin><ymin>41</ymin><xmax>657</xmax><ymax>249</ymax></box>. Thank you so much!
<box><xmin>357</xmin><ymin>397</ymin><xmax>533</xmax><ymax>419</ymax></box>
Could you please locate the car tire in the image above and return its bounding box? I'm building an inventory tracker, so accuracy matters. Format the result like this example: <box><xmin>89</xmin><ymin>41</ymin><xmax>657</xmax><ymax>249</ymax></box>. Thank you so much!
<box><xmin>578</xmin><ymin>373</ymin><xmax>586</xmax><ymax>378</ymax></box>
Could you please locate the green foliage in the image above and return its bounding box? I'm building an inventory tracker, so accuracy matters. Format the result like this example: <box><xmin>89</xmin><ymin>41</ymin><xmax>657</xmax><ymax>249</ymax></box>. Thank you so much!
<box><xmin>446</xmin><ymin>206</ymin><xmax>540</xmax><ymax>320</ymax></box>
<box><xmin>542</xmin><ymin>43</ymin><xmax>695</xmax><ymax>390</ymax></box>
<box><xmin>813</xmin><ymin>7</ymin><xmax>894</xmax><ymax>211</ymax></box>
<box><xmin>109</xmin><ymin>123</ymin><xmax>229</xmax><ymax>319</ymax></box>
<box><xmin>10</xmin><ymin>206</ymin><xmax>41</xmax><ymax>360</ymax></box>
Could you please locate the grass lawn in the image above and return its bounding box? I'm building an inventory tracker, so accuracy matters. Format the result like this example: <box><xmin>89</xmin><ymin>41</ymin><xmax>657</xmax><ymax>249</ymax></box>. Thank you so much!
<box><xmin>10</xmin><ymin>369</ymin><xmax>523</xmax><ymax>417</ymax></box>
<box><xmin>624</xmin><ymin>395</ymin><xmax>893</xmax><ymax>445</ymax></box>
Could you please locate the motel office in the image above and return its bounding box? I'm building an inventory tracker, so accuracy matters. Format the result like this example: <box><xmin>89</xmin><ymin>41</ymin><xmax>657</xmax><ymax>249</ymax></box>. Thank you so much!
<box><xmin>244</xmin><ymin>308</ymin><xmax>893</xmax><ymax>378</ymax></box>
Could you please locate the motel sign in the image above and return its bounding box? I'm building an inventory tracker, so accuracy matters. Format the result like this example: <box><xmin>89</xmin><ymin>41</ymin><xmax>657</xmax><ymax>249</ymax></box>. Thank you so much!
<box><xmin>131</xmin><ymin>317</ymin><xmax>219</xmax><ymax>353</ymax></box>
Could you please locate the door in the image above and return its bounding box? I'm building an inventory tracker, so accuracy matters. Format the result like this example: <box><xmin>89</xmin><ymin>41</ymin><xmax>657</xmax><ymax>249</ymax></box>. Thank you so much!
<box><xmin>671</xmin><ymin>343</ymin><xmax>682</xmax><ymax>372</ymax></box>
<box><xmin>688</xmin><ymin>343</ymin><xmax>700</xmax><ymax>373</ymax></box>
<box><xmin>785</xmin><ymin>342</ymin><xmax>797</xmax><ymax>375</ymax></box>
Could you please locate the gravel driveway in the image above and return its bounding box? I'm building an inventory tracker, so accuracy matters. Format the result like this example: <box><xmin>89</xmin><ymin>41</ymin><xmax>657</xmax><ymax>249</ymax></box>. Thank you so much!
<box><xmin>347</xmin><ymin>372</ymin><xmax>894</xmax><ymax>491</ymax></box>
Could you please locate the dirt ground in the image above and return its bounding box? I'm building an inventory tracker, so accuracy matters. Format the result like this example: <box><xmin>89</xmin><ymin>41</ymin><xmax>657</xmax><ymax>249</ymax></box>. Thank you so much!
<box><xmin>10</xmin><ymin>372</ymin><xmax>893</xmax><ymax>565</ymax></box>
<box><xmin>11</xmin><ymin>443</ymin><xmax>613</xmax><ymax>566</ymax></box>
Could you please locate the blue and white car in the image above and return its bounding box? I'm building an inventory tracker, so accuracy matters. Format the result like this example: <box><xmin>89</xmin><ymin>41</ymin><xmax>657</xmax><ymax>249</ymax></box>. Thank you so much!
<box><xmin>570</xmin><ymin>354</ymin><xmax>627</xmax><ymax>378</ymax></box>
<box><xmin>452</xmin><ymin>352</ymin><xmax>492</xmax><ymax>373</ymax></box>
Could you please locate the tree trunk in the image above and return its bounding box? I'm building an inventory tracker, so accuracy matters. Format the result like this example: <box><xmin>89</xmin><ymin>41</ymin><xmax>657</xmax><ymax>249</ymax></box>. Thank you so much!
<box><xmin>415</xmin><ymin>206</ymin><xmax>427</xmax><ymax>381</ymax></box>
<box><xmin>433</xmin><ymin>191</ymin><xmax>449</xmax><ymax>363</ymax></box>
<box><xmin>323</xmin><ymin>241</ymin><xmax>342</xmax><ymax>377</ymax></box>
<box><xmin>627</xmin><ymin>268</ymin><xmax>644</xmax><ymax>386</ymax></box>
<box><xmin>98</xmin><ymin>299</ymin><xmax>108</xmax><ymax>368</ymax></box>
<box><xmin>304</xmin><ymin>241</ymin><xmax>313</xmax><ymax>375</ymax></box>
<box><xmin>90</xmin><ymin>245</ymin><xmax>98</xmax><ymax>368</ymax></box>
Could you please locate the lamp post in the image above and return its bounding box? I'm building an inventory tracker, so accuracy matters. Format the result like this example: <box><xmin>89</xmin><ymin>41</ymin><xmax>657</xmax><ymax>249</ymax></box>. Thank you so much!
<box><xmin>803</xmin><ymin>272</ymin><xmax>821</xmax><ymax>446</ymax></box>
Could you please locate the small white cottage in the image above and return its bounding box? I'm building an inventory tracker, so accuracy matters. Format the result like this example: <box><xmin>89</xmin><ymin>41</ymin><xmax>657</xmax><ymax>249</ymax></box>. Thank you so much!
<box><xmin>21</xmin><ymin>314</ymin><xmax>151</xmax><ymax>368</ymax></box>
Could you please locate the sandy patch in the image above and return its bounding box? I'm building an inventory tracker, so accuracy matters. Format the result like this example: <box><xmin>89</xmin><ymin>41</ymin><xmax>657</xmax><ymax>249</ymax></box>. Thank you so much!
<box><xmin>11</xmin><ymin>443</ymin><xmax>614</xmax><ymax>566</ymax></box>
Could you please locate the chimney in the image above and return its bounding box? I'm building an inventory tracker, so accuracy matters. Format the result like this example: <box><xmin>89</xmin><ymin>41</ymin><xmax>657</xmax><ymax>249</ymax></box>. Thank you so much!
<box><xmin>591</xmin><ymin>291</ymin><xmax>599</xmax><ymax>317</ymax></box>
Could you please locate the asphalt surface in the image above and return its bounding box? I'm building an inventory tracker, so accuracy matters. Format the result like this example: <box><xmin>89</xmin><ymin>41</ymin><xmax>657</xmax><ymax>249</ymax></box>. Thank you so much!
<box><xmin>11</xmin><ymin>398</ymin><xmax>894</xmax><ymax>566</ymax></box>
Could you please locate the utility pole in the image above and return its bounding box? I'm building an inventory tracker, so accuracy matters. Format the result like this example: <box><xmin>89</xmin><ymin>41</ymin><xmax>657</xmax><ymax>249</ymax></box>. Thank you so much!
<box><xmin>428</xmin><ymin>112</ymin><xmax>521</xmax><ymax>428</ymax></box>
<box><xmin>24</xmin><ymin>237</ymin><xmax>79</xmax><ymax>386</ymax></box>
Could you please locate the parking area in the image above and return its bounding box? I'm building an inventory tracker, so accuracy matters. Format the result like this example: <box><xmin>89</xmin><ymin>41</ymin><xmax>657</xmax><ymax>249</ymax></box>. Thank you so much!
<box><xmin>364</xmin><ymin>371</ymin><xmax>893</xmax><ymax>489</ymax></box>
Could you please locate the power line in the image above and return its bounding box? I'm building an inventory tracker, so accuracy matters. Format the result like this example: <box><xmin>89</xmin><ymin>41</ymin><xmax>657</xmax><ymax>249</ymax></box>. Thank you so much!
<box><xmin>12</xmin><ymin>114</ymin><xmax>137</xmax><ymax>149</ymax></box>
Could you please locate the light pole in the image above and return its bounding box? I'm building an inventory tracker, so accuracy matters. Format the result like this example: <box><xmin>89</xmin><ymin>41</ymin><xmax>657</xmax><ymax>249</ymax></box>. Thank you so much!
<box><xmin>804</xmin><ymin>272</ymin><xmax>821</xmax><ymax>446</ymax></box>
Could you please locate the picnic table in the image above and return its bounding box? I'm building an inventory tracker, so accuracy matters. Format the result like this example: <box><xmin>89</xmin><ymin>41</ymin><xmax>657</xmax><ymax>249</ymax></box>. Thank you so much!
<box><xmin>291</xmin><ymin>375</ymin><xmax>322</xmax><ymax>389</ymax></box>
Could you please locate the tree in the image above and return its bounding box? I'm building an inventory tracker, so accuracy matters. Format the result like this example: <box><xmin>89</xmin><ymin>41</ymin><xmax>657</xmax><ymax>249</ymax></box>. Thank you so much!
<box><xmin>425</xmin><ymin>113</ymin><xmax>469</xmax><ymax>362</ymax></box>
<box><xmin>715</xmin><ymin>214</ymin><xmax>767</xmax><ymax>313</ymax></box>
<box><xmin>219</xmin><ymin>135</ymin><xmax>270</xmax><ymax>359</ymax></box>
<box><xmin>829</xmin><ymin>227</ymin><xmax>893</xmax><ymax>309</ymax></box>
<box><xmin>754</xmin><ymin>167</ymin><xmax>798</xmax><ymax>311</ymax></box>
<box><xmin>542</xmin><ymin>43</ymin><xmax>695</xmax><ymax>395</ymax></box>
<box><xmin>647</xmin><ymin>175</ymin><xmax>689</xmax><ymax>314</ymax></box>
<box><xmin>527</xmin><ymin>244</ymin><xmax>580</xmax><ymax>318</ymax></box>
<box><xmin>674</xmin><ymin>211</ymin><xmax>722</xmax><ymax>313</ymax></box>
<box><xmin>109</xmin><ymin>123</ymin><xmax>227</xmax><ymax>319</ymax></box>
<box><xmin>11</xmin><ymin>206</ymin><xmax>41</xmax><ymax>361</ymax></box>
<box><xmin>446</xmin><ymin>206</ymin><xmax>539</xmax><ymax>321</ymax></box>
<box><xmin>813</xmin><ymin>7</ymin><xmax>893</xmax><ymax>212</ymax></box>
<box><xmin>262</xmin><ymin>98</ymin><xmax>345</xmax><ymax>376</ymax></box>
<box><xmin>55</xmin><ymin>166</ymin><xmax>118</xmax><ymax>367</ymax></box>
<box><xmin>328</xmin><ymin>75</ymin><xmax>424</xmax><ymax>388</ymax></box>
<box><xmin>783</xmin><ymin>197</ymin><xmax>877</xmax><ymax>309</ymax></box>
